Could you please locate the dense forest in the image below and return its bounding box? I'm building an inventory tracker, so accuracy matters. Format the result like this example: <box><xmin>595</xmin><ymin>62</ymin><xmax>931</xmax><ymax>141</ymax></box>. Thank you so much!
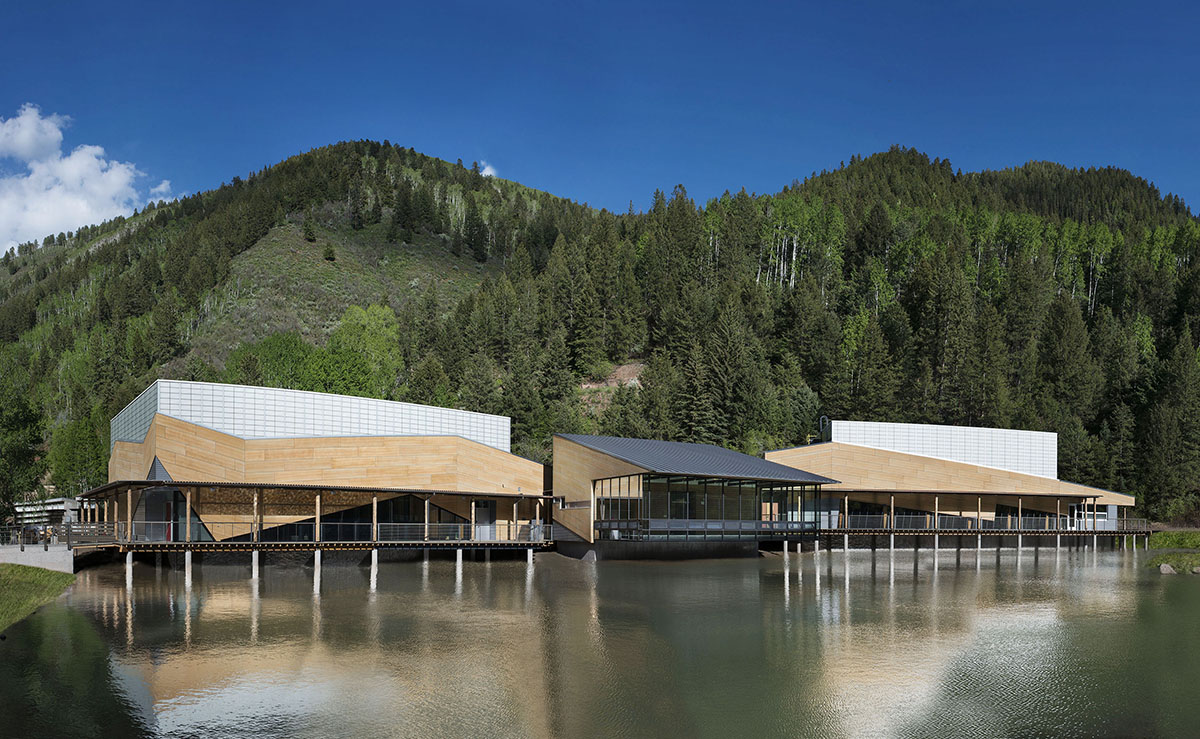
<box><xmin>3</xmin><ymin>142</ymin><xmax>1199</xmax><ymax>524</ymax></box>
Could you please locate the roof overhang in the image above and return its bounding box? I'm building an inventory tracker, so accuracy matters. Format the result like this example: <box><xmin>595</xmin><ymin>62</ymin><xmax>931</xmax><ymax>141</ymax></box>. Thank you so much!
<box><xmin>765</xmin><ymin>441</ymin><xmax>1134</xmax><ymax>506</ymax></box>
<box><xmin>556</xmin><ymin>433</ymin><xmax>838</xmax><ymax>486</ymax></box>
<box><xmin>82</xmin><ymin>480</ymin><xmax>554</xmax><ymax>501</ymax></box>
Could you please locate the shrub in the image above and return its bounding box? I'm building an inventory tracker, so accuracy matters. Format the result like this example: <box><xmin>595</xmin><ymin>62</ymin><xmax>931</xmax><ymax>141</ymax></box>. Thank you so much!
<box><xmin>1148</xmin><ymin>530</ymin><xmax>1200</xmax><ymax>549</ymax></box>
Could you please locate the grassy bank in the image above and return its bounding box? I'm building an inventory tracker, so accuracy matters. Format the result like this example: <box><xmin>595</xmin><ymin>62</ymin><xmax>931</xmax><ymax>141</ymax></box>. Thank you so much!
<box><xmin>1148</xmin><ymin>552</ymin><xmax>1200</xmax><ymax>573</ymax></box>
<box><xmin>0</xmin><ymin>564</ymin><xmax>75</xmax><ymax>633</ymax></box>
<box><xmin>1149</xmin><ymin>531</ymin><xmax>1200</xmax><ymax>549</ymax></box>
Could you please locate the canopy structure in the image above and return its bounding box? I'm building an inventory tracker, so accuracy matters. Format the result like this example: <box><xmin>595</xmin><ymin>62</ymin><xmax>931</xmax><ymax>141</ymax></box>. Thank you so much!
<box><xmin>555</xmin><ymin>434</ymin><xmax>838</xmax><ymax>485</ymax></box>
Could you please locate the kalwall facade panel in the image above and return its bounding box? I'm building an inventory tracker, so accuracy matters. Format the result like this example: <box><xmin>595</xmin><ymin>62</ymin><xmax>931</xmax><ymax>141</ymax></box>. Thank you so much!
<box><xmin>110</xmin><ymin>382</ymin><xmax>158</xmax><ymax>448</ymax></box>
<box><xmin>111</xmin><ymin>380</ymin><xmax>511</xmax><ymax>452</ymax></box>
<box><xmin>830</xmin><ymin>420</ymin><xmax>1057</xmax><ymax>479</ymax></box>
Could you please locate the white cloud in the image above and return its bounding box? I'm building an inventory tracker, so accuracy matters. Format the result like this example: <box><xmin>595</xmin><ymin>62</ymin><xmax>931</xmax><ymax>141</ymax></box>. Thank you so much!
<box><xmin>149</xmin><ymin>179</ymin><xmax>173</xmax><ymax>198</ymax></box>
<box><xmin>480</xmin><ymin>160</ymin><xmax>497</xmax><ymax>177</ymax></box>
<box><xmin>0</xmin><ymin>103</ymin><xmax>168</xmax><ymax>249</ymax></box>
<box><xmin>0</xmin><ymin>103</ymin><xmax>66</xmax><ymax>162</ymax></box>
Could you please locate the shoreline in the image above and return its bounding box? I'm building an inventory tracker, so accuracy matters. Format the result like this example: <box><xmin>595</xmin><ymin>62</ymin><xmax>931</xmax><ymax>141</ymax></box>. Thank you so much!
<box><xmin>0</xmin><ymin>563</ymin><xmax>76</xmax><ymax>633</ymax></box>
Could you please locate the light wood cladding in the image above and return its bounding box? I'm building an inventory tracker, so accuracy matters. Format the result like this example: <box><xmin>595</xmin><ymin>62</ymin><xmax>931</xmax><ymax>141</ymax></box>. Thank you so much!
<box><xmin>109</xmin><ymin>414</ymin><xmax>543</xmax><ymax>494</ymax></box>
<box><xmin>766</xmin><ymin>442</ymin><xmax>1134</xmax><ymax>507</ymax></box>
<box><xmin>551</xmin><ymin>436</ymin><xmax>648</xmax><ymax>543</ymax></box>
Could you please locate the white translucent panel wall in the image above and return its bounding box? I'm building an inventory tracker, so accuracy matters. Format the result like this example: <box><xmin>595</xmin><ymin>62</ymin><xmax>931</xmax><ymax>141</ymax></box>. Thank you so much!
<box><xmin>109</xmin><ymin>382</ymin><xmax>159</xmax><ymax>449</ymax></box>
<box><xmin>114</xmin><ymin>380</ymin><xmax>511</xmax><ymax>453</ymax></box>
<box><xmin>831</xmin><ymin>420</ymin><xmax>1056</xmax><ymax>479</ymax></box>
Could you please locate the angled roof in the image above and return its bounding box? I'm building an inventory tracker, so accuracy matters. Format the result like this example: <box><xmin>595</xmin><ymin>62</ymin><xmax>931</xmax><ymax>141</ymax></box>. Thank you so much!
<box><xmin>765</xmin><ymin>441</ymin><xmax>1133</xmax><ymax>506</ymax></box>
<box><xmin>555</xmin><ymin>434</ymin><xmax>838</xmax><ymax>485</ymax></box>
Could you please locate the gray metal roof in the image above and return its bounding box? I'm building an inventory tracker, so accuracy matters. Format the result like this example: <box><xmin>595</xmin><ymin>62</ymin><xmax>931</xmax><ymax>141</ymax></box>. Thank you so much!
<box><xmin>555</xmin><ymin>434</ymin><xmax>838</xmax><ymax>485</ymax></box>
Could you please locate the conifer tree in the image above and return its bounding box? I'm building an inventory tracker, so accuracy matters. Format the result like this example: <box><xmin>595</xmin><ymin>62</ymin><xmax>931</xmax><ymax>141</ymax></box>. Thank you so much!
<box><xmin>349</xmin><ymin>178</ymin><xmax>366</xmax><ymax>230</ymax></box>
<box><xmin>459</xmin><ymin>352</ymin><xmax>502</xmax><ymax>415</ymax></box>
<box><xmin>464</xmin><ymin>198</ymin><xmax>488</xmax><ymax>262</ymax></box>
<box><xmin>303</xmin><ymin>210</ymin><xmax>317</xmax><ymax>242</ymax></box>
<box><xmin>638</xmin><ymin>350</ymin><xmax>680</xmax><ymax>441</ymax></box>
<box><xmin>408</xmin><ymin>355</ymin><xmax>453</xmax><ymax>408</ymax></box>
<box><xmin>676</xmin><ymin>344</ymin><xmax>719</xmax><ymax>444</ymax></box>
<box><xmin>571</xmin><ymin>273</ymin><xmax>606</xmax><ymax>376</ymax></box>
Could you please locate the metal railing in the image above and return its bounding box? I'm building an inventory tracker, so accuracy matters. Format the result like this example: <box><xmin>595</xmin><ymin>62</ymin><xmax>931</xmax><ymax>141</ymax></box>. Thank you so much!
<box><xmin>595</xmin><ymin>519</ymin><xmax>813</xmax><ymax>541</ymax></box>
<box><xmin>829</xmin><ymin>514</ymin><xmax>1150</xmax><ymax>533</ymax></box>
<box><xmin>107</xmin><ymin>520</ymin><xmax>553</xmax><ymax>545</ymax></box>
<box><xmin>0</xmin><ymin>522</ymin><xmax>118</xmax><ymax>549</ymax></box>
<box><xmin>65</xmin><ymin>522</ymin><xmax>117</xmax><ymax>545</ymax></box>
<box><xmin>0</xmin><ymin>525</ymin><xmax>59</xmax><ymax>550</ymax></box>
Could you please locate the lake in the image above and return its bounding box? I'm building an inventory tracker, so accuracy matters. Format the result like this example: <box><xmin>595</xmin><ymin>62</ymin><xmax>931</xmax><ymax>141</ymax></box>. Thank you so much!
<box><xmin>1</xmin><ymin>548</ymin><xmax>1197</xmax><ymax>738</ymax></box>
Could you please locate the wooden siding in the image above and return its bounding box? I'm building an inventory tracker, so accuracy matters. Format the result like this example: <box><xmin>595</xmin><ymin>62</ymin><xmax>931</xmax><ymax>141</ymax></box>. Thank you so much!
<box><xmin>551</xmin><ymin>436</ymin><xmax>648</xmax><ymax>543</ymax></box>
<box><xmin>109</xmin><ymin>414</ymin><xmax>543</xmax><ymax>494</ymax></box>
<box><xmin>765</xmin><ymin>442</ymin><xmax>1133</xmax><ymax>508</ymax></box>
<box><xmin>107</xmin><ymin>414</ymin><xmax>547</xmax><ymax>541</ymax></box>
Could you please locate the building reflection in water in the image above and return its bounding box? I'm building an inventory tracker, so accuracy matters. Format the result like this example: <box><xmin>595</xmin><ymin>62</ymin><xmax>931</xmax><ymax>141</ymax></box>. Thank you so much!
<box><xmin>41</xmin><ymin>548</ymin><xmax>1155</xmax><ymax>738</ymax></box>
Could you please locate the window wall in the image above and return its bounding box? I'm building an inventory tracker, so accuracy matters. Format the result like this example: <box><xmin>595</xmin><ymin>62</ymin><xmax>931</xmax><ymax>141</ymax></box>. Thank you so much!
<box><xmin>594</xmin><ymin>474</ymin><xmax>817</xmax><ymax>540</ymax></box>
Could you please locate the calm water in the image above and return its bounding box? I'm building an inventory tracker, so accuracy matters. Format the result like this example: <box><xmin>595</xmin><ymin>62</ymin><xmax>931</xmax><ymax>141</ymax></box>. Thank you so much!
<box><xmin>1</xmin><ymin>548</ymin><xmax>1198</xmax><ymax>738</ymax></box>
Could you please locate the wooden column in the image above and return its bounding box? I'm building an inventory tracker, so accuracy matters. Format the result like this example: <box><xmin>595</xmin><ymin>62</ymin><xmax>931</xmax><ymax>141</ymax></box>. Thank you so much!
<box><xmin>126</xmin><ymin>488</ymin><xmax>133</xmax><ymax>543</ymax></box>
<box><xmin>934</xmin><ymin>496</ymin><xmax>939</xmax><ymax>529</ymax></box>
<box><xmin>185</xmin><ymin>489</ymin><xmax>193</xmax><ymax>543</ymax></box>
<box><xmin>315</xmin><ymin>492</ymin><xmax>321</xmax><ymax>543</ymax></box>
<box><xmin>253</xmin><ymin>490</ymin><xmax>260</xmax><ymax>543</ymax></box>
<box><xmin>1056</xmin><ymin>498</ymin><xmax>1060</xmax><ymax>530</ymax></box>
<box><xmin>978</xmin><ymin>496</ymin><xmax>982</xmax><ymax>530</ymax></box>
<box><xmin>1017</xmin><ymin>497</ymin><xmax>1022</xmax><ymax>531</ymax></box>
<box><xmin>470</xmin><ymin>499</ymin><xmax>476</xmax><ymax>540</ymax></box>
<box><xmin>890</xmin><ymin>494</ymin><xmax>895</xmax><ymax>530</ymax></box>
<box><xmin>512</xmin><ymin>500</ymin><xmax>519</xmax><ymax>541</ymax></box>
<box><xmin>372</xmin><ymin>494</ymin><xmax>378</xmax><ymax>543</ymax></box>
<box><xmin>842</xmin><ymin>494</ymin><xmax>849</xmax><ymax>528</ymax></box>
<box><xmin>423</xmin><ymin>497</ymin><xmax>430</xmax><ymax>541</ymax></box>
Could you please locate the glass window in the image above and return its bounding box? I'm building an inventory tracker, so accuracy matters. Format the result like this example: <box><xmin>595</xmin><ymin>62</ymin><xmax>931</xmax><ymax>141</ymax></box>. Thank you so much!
<box><xmin>670</xmin><ymin>477</ymin><xmax>689</xmax><ymax>519</ymax></box>
<box><xmin>648</xmin><ymin>475</ymin><xmax>669</xmax><ymax>519</ymax></box>
<box><xmin>722</xmin><ymin>482</ymin><xmax>743</xmax><ymax>521</ymax></box>
<box><xmin>741</xmin><ymin>483</ymin><xmax>758</xmax><ymax>521</ymax></box>
<box><xmin>706</xmin><ymin>480</ymin><xmax>724</xmax><ymax>521</ymax></box>
<box><xmin>687</xmin><ymin>478</ymin><xmax>705</xmax><ymax>520</ymax></box>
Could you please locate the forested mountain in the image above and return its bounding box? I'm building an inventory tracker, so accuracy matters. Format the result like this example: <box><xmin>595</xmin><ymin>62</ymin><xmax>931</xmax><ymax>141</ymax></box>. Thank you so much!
<box><xmin>3</xmin><ymin>142</ymin><xmax>1199</xmax><ymax>523</ymax></box>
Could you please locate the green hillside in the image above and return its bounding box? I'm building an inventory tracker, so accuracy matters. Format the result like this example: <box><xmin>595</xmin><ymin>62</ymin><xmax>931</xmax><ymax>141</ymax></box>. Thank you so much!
<box><xmin>2</xmin><ymin>142</ymin><xmax>1199</xmax><ymax>525</ymax></box>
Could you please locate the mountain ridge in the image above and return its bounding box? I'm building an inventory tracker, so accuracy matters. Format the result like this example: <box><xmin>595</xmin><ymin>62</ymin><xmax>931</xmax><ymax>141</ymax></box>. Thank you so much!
<box><xmin>2</xmin><ymin>141</ymin><xmax>1199</xmax><ymax>524</ymax></box>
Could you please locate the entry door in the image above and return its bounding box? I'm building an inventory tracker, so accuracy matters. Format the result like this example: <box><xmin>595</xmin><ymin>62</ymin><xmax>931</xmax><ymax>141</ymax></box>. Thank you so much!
<box><xmin>475</xmin><ymin>501</ymin><xmax>496</xmax><ymax>541</ymax></box>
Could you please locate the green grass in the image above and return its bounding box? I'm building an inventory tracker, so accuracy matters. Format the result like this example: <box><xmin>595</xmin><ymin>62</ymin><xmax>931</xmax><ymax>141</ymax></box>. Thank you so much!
<box><xmin>0</xmin><ymin>564</ymin><xmax>75</xmax><ymax>633</ymax></box>
<box><xmin>1149</xmin><ymin>531</ymin><xmax>1200</xmax><ymax>549</ymax></box>
<box><xmin>1148</xmin><ymin>551</ymin><xmax>1200</xmax><ymax>573</ymax></box>
<box><xmin>183</xmin><ymin>220</ymin><xmax>498</xmax><ymax>369</ymax></box>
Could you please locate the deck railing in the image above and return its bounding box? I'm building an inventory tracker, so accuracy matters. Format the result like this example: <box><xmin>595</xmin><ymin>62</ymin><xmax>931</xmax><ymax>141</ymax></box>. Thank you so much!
<box><xmin>832</xmin><ymin>514</ymin><xmax>1150</xmax><ymax>533</ymax></box>
<box><xmin>594</xmin><ymin>519</ymin><xmax>813</xmax><ymax>541</ymax></box>
<box><xmin>0</xmin><ymin>522</ymin><xmax>122</xmax><ymax>549</ymax></box>
<box><xmin>110</xmin><ymin>520</ymin><xmax>553</xmax><ymax>545</ymax></box>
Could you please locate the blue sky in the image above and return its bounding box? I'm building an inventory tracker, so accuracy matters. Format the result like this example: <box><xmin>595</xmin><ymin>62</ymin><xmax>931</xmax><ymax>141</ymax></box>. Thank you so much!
<box><xmin>2</xmin><ymin>1</ymin><xmax>1197</xmax><ymax>246</ymax></box>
